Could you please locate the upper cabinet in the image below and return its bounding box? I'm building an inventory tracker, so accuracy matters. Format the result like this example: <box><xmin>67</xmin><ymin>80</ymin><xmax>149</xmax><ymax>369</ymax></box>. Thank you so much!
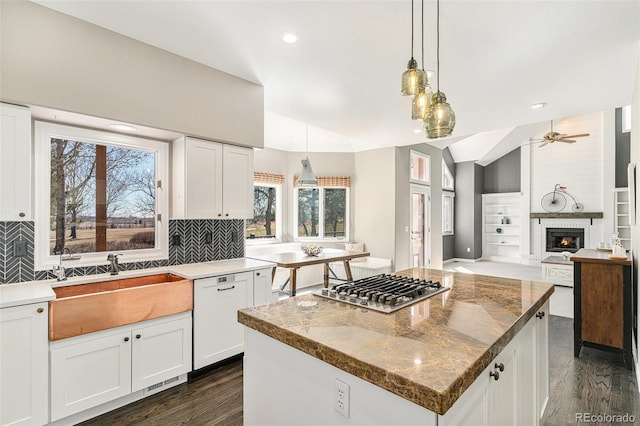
<box><xmin>0</xmin><ymin>103</ymin><xmax>31</xmax><ymax>221</ymax></box>
<box><xmin>172</xmin><ymin>137</ymin><xmax>253</xmax><ymax>219</ymax></box>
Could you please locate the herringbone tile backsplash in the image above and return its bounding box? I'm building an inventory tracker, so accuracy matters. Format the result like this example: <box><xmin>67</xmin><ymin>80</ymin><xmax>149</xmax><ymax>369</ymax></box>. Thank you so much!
<box><xmin>0</xmin><ymin>219</ymin><xmax>244</xmax><ymax>284</ymax></box>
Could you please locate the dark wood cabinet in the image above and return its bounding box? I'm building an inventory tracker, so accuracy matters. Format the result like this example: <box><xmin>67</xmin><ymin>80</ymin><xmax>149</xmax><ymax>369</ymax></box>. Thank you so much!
<box><xmin>572</xmin><ymin>249</ymin><xmax>633</xmax><ymax>369</ymax></box>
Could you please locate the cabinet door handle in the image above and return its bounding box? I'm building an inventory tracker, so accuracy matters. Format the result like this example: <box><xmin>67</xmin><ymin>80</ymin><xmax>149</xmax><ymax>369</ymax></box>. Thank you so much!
<box><xmin>124</xmin><ymin>337</ymin><xmax>130</xmax><ymax>342</ymax></box>
<box><xmin>490</xmin><ymin>370</ymin><xmax>500</xmax><ymax>381</ymax></box>
<box><xmin>494</xmin><ymin>362</ymin><xmax>504</xmax><ymax>372</ymax></box>
<box><xmin>36</xmin><ymin>307</ymin><xmax>44</xmax><ymax>313</ymax></box>
<box><xmin>218</xmin><ymin>285</ymin><xmax>236</xmax><ymax>292</ymax></box>
<box><xmin>536</xmin><ymin>311</ymin><xmax>545</xmax><ymax>319</ymax></box>
<box><xmin>19</xmin><ymin>212</ymin><xmax>25</xmax><ymax>218</ymax></box>
<box><xmin>218</xmin><ymin>213</ymin><xmax>222</xmax><ymax>217</ymax></box>
<box><xmin>136</xmin><ymin>334</ymin><xmax>141</xmax><ymax>339</ymax></box>
<box><xmin>256</xmin><ymin>272</ymin><xmax>260</xmax><ymax>276</ymax></box>
<box><xmin>225</xmin><ymin>213</ymin><xmax>229</xmax><ymax>217</ymax></box>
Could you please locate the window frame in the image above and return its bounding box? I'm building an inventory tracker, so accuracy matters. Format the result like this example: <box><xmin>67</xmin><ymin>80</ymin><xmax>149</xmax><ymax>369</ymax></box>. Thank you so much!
<box><xmin>246</xmin><ymin>182</ymin><xmax>283</xmax><ymax>244</ymax></box>
<box><xmin>442</xmin><ymin>159</ymin><xmax>454</xmax><ymax>191</ymax></box>
<box><xmin>293</xmin><ymin>186</ymin><xmax>350</xmax><ymax>241</ymax></box>
<box><xmin>34</xmin><ymin>121</ymin><xmax>169</xmax><ymax>270</ymax></box>
<box><xmin>442</xmin><ymin>191</ymin><xmax>455</xmax><ymax>236</ymax></box>
<box><xmin>410</xmin><ymin>150</ymin><xmax>431</xmax><ymax>185</ymax></box>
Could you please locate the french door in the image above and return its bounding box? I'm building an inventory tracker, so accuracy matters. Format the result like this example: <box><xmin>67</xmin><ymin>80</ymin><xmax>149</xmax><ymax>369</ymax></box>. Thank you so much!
<box><xmin>410</xmin><ymin>184</ymin><xmax>431</xmax><ymax>268</ymax></box>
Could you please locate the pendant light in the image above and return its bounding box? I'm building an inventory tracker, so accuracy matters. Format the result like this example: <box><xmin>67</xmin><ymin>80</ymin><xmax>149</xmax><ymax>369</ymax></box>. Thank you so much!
<box><xmin>411</xmin><ymin>0</ymin><xmax>433</xmax><ymax>120</ymax></box>
<box><xmin>401</xmin><ymin>0</ymin><xmax>425</xmax><ymax>96</ymax></box>
<box><xmin>425</xmin><ymin>0</ymin><xmax>455</xmax><ymax>138</ymax></box>
<box><xmin>297</xmin><ymin>124</ymin><xmax>318</xmax><ymax>187</ymax></box>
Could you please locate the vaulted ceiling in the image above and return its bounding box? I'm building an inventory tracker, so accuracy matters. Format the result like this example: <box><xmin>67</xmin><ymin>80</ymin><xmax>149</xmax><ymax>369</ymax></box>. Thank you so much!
<box><xmin>33</xmin><ymin>1</ymin><xmax>640</xmax><ymax>161</ymax></box>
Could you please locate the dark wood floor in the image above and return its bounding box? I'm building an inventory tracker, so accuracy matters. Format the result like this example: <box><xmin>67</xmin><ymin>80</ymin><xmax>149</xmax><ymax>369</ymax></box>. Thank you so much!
<box><xmin>542</xmin><ymin>315</ymin><xmax>639</xmax><ymax>425</ymax></box>
<box><xmin>81</xmin><ymin>316</ymin><xmax>638</xmax><ymax>425</ymax></box>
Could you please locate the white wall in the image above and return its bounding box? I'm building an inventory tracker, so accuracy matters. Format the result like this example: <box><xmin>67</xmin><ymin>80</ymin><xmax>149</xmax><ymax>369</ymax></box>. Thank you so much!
<box><xmin>530</xmin><ymin>112</ymin><xmax>605</xmax><ymax>213</ymax></box>
<box><xmin>0</xmin><ymin>1</ymin><xmax>264</xmax><ymax>148</ymax></box>
<box><xmin>353</xmin><ymin>147</ymin><xmax>396</xmax><ymax>262</ymax></box>
<box><xmin>629</xmin><ymin>42</ymin><xmax>640</xmax><ymax>386</ymax></box>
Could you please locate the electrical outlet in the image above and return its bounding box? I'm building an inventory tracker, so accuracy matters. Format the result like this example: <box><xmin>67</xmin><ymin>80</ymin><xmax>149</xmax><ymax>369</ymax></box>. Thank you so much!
<box><xmin>334</xmin><ymin>378</ymin><xmax>350</xmax><ymax>418</ymax></box>
<box><xmin>12</xmin><ymin>240</ymin><xmax>27</xmax><ymax>257</ymax></box>
<box><xmin>172</xmin><ymin>234</ymin><xmax>181</xmax><ymax>246</ymax></box>
<box><xmin>466</xmin><ymin>247</ymin><xmax>471</xmax><ymax>253</ymax></box>
<box><xmin>204</xmin><ymin>232</ymin><xmax>213</xmax><ymax>244</ymax></box>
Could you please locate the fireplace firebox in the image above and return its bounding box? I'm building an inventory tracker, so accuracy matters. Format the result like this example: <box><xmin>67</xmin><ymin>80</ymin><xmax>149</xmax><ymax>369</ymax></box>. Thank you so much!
<box><xmin>546</xmin><ymin>228</ymin><xmax>584</xmax><ymax>253</ymax></box>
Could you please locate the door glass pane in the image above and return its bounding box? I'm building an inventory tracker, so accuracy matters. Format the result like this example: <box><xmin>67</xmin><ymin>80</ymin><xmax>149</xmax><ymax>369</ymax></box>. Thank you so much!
<box><xmin>324</xmin><ymin>188</ymin><xmax>346</xmax><ymax>238</ymax></box>
<box><xmin>411</xmin><ymin>193</ymin><xmax>424</xmax><ymax>267</ymax></box>
<box><xmin>49</xmin><ymin>139</ymin><xmax>156</xmax><ymax>254</ymax></box>
<box><xmin>297</xmin><ymin>188</ymin><xmax>319</xmax><ymax>237</ymax></box>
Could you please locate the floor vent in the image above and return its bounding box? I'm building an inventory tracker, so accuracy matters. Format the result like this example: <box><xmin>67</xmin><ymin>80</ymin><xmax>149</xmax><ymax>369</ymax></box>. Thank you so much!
<box><xmin>143</xmin><ymin>374</ymin><xmax>186</xmax><ymax>396</ymax></box>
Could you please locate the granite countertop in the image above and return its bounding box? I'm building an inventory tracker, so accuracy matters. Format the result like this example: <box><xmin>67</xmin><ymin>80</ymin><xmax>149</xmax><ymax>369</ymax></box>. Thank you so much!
<box><xmin>0</xmin><ymin>258</ymin><xmax>275</xmax><ymax>309</ymax></box>
<box><xmin>571</xmin><ymin>248</ymin><xmax>632</xmax><ymax>266</ymax></box>
<box><xmin>238</xmin><ymin>267</ymin><xmax>554</xmax><ymax>415</ymax></box>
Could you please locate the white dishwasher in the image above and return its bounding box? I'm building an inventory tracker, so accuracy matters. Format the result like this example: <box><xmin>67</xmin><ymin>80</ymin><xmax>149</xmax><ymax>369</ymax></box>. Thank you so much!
<box><xmin>193</xmin><ymin>272</ymin><xmax>253</xmax><ymax>369</ymax></box>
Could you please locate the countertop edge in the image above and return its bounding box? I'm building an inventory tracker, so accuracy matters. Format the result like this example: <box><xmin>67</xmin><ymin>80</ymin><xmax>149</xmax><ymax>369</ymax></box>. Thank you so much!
<box><xmin>238</xmin><ymin>285</ymin><xmax>554</xmax><ymax>415</ymax></box>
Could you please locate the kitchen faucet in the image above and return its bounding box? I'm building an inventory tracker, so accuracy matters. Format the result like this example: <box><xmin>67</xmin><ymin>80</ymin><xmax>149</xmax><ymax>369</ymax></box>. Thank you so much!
<box><xmin>107</xmin><ymin>253</ymin><xmax>123</xmax><ymax>275</ymax></box>
<box><xmin>53</xmin><ymin>247</ymin><xmax>72</xmax><ymax>281</ymax></box>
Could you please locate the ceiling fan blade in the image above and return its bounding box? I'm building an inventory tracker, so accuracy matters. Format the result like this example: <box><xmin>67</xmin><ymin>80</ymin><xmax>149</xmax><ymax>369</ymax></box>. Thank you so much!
<box><xmin>539</xmin><ymin>141</ymin><xmax>550</xmax><ymax>148</ymax></box>
<box><xmin>558</xmin><ymin>140</ymin><xmax>576</xmax><ymax>143</ymax></box>
<box><xmin>561</xmin><ymin>133</ymin><xmax>590</xmax><ymax>139</ymax></box>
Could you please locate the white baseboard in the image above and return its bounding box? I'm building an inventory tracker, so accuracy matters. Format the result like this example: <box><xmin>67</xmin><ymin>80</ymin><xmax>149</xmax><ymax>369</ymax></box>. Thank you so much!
<box><xmin>443</xmin><ymin>258</ymin><xmax>480</xmax><ymax>264</ymax></box>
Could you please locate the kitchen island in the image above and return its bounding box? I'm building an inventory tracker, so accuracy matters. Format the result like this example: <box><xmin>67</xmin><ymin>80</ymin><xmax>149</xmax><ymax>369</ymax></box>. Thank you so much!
<box><xmin>238</xmin><ymin>267</ymin><xmax>554</xmax><ymax>425</ymax></box>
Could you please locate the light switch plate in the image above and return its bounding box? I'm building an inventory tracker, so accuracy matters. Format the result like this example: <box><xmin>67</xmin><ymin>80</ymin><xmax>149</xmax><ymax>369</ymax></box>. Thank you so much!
<box><xmin>13</xmin><ymin>240</ymin><xmax>27</xmax><ymax>257</ymax></box>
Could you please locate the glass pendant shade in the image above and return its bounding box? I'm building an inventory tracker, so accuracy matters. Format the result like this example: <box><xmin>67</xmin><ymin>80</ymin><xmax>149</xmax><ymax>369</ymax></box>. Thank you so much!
<box><xmin>425</xmin><ymin>91</ymin><xmax>455</xmax><ymax>139</ymax></box>
<box><xmin>401</xmin><ymin>58</ymin><xmax>425</xmax><ymax>96</ymax></box>
<box><xmin>297</xmin><ymin>157</ymin><xmax>318</xmax><ymax>187</ymax></box>
<box><xmin>411</xmin><ymin>83</ymin><xmax>433</xmax><ymax>120</ymax></box>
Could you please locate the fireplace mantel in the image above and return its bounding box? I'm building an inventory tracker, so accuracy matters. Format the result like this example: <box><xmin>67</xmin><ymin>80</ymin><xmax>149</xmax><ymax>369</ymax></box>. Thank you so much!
<box><xmin>530</xmin><ymin>212</ymin><xmax>603</xmax><ymax>224</ymax></box>
<box><xmin>530</xmin><ymin>212</ymin><xmax>603</xmax><ymax>218</ymax></box>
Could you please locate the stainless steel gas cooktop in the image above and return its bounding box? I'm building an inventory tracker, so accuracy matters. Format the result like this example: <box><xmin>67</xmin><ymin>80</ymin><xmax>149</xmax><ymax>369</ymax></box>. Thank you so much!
<box><xmin>314</xmin><ymin>273</ymin><xmax>450</xmax><ymax>313</ymax></box>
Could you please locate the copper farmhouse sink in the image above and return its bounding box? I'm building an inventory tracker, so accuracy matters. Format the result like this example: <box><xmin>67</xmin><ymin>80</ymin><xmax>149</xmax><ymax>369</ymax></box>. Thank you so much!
<box><xmin>49</xmin><ymin>273</ymin><xmax>193</xmax><ymax>341</ymax></box>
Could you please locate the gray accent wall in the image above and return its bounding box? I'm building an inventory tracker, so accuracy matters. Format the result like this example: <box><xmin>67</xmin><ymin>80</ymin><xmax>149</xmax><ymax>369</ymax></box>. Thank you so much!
<box><xmin>615</xmin><ymin>107</ymin><xmax>631</xmax><ymax>188</ymax></box>
<box><xmin>454</xmin><ymin>162</ymin><xmax>484</xmax><ymax>259</ymax></box>
<box><xmin>442</xmin><ymin>148</ymin><xmax>455</xmax><ymax>261</ymax></box>
<box><xmin>483</xmin><ymin>147</ymin><xmax>521</xmax><ymax>194</ymax></box>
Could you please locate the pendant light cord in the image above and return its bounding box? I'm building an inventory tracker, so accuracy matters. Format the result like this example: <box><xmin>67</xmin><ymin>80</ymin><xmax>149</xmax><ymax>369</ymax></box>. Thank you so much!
<box><xmin>436</xmin><ymin>0</ymin><xmax>440</xmax><ymax>92</ymax></box>
<box><xmin>411</xmin><ymin>0</ymin><xmax>414</xmax><ymax>58</ymax></box>
<box><xmin>421</xmin><ymin>0</ymin><xmax>424</xmax><ymax>72</ymax></box>
<box><xmin>305</xmin><ymin>123</ymin><xmax>309</xmax><ymax>153</ymax></box>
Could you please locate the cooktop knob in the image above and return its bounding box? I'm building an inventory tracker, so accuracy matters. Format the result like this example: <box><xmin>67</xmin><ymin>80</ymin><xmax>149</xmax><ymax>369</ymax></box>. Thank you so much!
<box><xmin>321</xmin><ymin>288</ymin><xmax>329</xmax><ymax>296</ymax></box>
<box><xmin>359</xmin><ymin>296</ymin><xmax>369</xmax><ymax>306</ymax></box>
<box><xmin>329</xmin><ymin>289</ymin><xmax>337</xmax><ymax>298</ymax></box>
<box><xmin>339</xmin><ymin>291</ymin><xmax>347</xmax><ymax>300</ymax></box>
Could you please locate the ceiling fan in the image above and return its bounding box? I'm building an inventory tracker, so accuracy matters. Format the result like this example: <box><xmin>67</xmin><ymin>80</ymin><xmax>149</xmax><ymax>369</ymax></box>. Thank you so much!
<box><xmin>529</xmin><ymin>121</ymin><xmax>590</xmax><ymax>148</ymax></box>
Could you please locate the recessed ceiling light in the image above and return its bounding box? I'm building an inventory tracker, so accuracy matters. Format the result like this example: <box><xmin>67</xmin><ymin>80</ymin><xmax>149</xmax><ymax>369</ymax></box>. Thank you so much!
<box><xmin>110</xmin><ymin>123</ymin><xmax>137</xmax><ymax>132</ymax></box>
<box><xmin>281</xmin><ymin>32</ymin><xmax>300</xmax><ymax>44</ymax></box>
<box><xmin>530</xmin><ymin>102</ymin><xmax>548</xmax><ymax>110</ymax></box>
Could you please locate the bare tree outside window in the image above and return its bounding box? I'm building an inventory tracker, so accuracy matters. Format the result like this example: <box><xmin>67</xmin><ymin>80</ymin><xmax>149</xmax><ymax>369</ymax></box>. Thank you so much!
<box><xmin>49</xmin><ymin>139</ymin><xmax>156</xmax><ymax>254</ymax></box>
<box><xmin>246</xmin><ymin>184</ymin><xmax>278</xmax><ymax>239</ymax></box>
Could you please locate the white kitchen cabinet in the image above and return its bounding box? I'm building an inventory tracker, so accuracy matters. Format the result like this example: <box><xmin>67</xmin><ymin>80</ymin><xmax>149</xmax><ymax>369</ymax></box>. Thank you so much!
<box><xmin>172</xmin><ymin>136</ymin><xmax>253</xmax><ymax>219</ymax></box>
<box><xmin>131</xmin><ymin>316</ymin><xmax>192</xmax><ymax>392</ymax></box>
<box><xmin>535</xmin><ymin>301</ymin><xmax>550</xmax><ymax>421</ymax></box>
<box><xmin>50</xmin><ymin>313</ymin><xmax>192</xmax><ymax>421</ymax></box>
<box><xmin>0</xmin><ymin>302</ymin><xmax>48</xmax><ymax>426</ymax></box>
<box><xmin>194</xmin><ymin>272</ymin><xmax>253</xmax><ymax>369</ymax></box>
<box><xmin>253</xmin><ymin>268</ymin><xmax>273</xmax><ymax>306</ymax></box>
<box><xmin>0</xmin><ymin>103</ymin><xmax>31</xmax><ymax>221</ymax></box>
<box><xmin>440</xmin><ymin>312</ymin><xmax>545</xmax><ymax>426</ymax></box>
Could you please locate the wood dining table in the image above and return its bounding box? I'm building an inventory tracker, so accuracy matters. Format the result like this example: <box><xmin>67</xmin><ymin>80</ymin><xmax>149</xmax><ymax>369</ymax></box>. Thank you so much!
<box><xmin>247</xmin><ymin>249</ymin><xmax>370</xmax><ymax>296</ymax></box>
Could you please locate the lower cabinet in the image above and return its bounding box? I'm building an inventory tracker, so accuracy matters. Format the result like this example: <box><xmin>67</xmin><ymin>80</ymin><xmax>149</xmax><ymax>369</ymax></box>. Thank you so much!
<box><xmin>194</xmin><ymin>272</ymin><xmax>253</xmax><ymax>369</ymax></box>
<box><xmin>50</xmin><ymin>313</ymin><xmax>192</xmax><ymax>421</ymax></box>
<box><xmin>439</xmin><ymin>301</ymin><xmax>549</xmax><ymax>426</ymax></box>
<box><xmin>0</xmin><ymin>302</ymin><xmax>49</xmax><ymax>426</ymax></box>
<box><xmin>253</xmin><ymin>268</ymin><xmax>274</xmax><ymax>306</ymax></box>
